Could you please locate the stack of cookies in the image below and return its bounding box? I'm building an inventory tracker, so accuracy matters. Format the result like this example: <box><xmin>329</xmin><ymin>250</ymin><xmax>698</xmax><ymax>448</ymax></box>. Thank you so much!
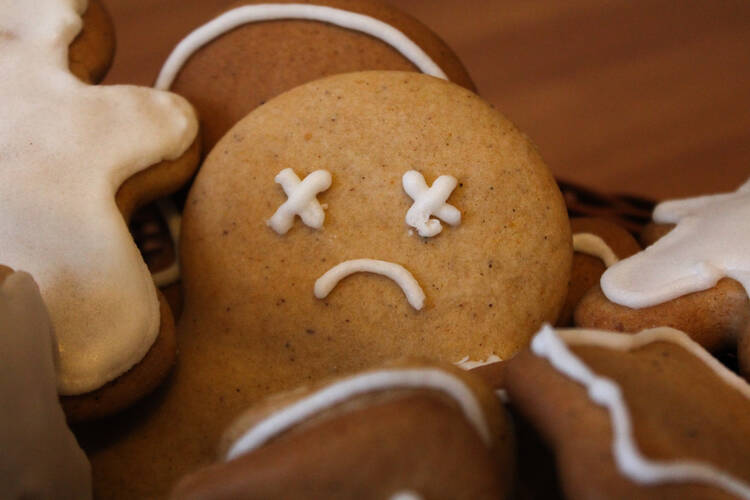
<box><xmin>1</xmin><ymin>1</ymin><xmax>748</xmax><ymax>499</ymax></box>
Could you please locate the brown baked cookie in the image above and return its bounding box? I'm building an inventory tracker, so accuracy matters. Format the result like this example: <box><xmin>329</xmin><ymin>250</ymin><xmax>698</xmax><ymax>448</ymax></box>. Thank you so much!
<box><xmin>156</xmin><ymin>0</ymin><xmax>475</xmax><ymax>151</ymax></box>
<box><xmin>575</xmin><ymin>181</ymin><xmax>750</xmax><ymax>379</ymax></box>
<box><xmin>556</xmin><ymin>217</ymin><xmax>641</xmax><ymax>326</ymax></box>
<box><xmin>170</xmin><ymin>361</ymin><xmax>514</xmax><ymax>500</ymax></box>
<box><xmin>83</xmin><ymin>71</ymin><xmax>569</xmax><ymax>498</ymax></box>
<box><xmin>506</xmin><ymin>325</ymin><xmax>750</xmax><ymax>499</ymax></box>
<box><xmin>0</xmin><ymin>0</ymin><xmax>200</xmax><ymax>421</ymax></box>
<box><xmin>0</xmin><ymin>267</ymin><xmax>92</xmax><ymax>498</ymax></box>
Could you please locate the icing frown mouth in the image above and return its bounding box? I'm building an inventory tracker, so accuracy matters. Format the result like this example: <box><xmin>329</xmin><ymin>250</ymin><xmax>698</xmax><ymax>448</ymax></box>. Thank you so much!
<box><xmin>314</xmin><ymin>259</ymin><xmax>426</xmax><ymax>310</ymax></box>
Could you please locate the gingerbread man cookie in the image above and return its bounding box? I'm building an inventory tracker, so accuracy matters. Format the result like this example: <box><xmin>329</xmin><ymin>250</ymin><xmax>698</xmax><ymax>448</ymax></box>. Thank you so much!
<box><xmin>0</xmin><ymin>0</ymin><xmax>200</xmax><ymax>420</ymax></box>
<box><xmin>156</xmin><ymin>0</ymin><xmax>475</xmax><ymax>151</ymax></box>
<box><xmin>575</xmin><ymin>180</ymin><xmax>750</xmax><ymax>378</ymax></box>
<box><xmin>84</xmin><ymin>71</ymin><xmax>569</xmax><ymax>498</ymax></box>
<box><xmin>0</xmin><ymin>266</ymin><xmax>92</xmax><ymax>499</ymax></box>
<box><xmin>170</xmin><ymin>361</ymin><xmax>515</xmax><ymax>500</ymax></box>
<box><xmin>506</xmin><ymin>325</ymin><xmax>750</xmax><ymax>499</ymax></box>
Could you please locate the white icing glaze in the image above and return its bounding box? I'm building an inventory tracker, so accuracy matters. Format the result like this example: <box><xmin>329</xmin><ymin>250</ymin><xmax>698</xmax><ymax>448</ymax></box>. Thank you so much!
<box><xmin>0</xmin><ymin>271</ymin><xmax>91</xmax><ymax>499</ymax></box>
<box><xmin>402</xmin><ymin>170</ymin><xmax>461</xmax><ymax>237</ymax></box>
<box><xmin>572</xmin><ymin>232</ymin><xmax>619</xmax><ymax>268</ymax></box>
<box><xmin>267</xmin><ymin>168</ymin><xmax>332</xmax><ymax>234</ymax></box>
<box><xmin>225</xmin><ymin>368</ymin><xmax>490</xmax><ymax>461</ymax></box>
<box><xmin>455</xmin><ymin>354</ymin><xmax>502</xmax><ymax>370</ymax></box>
<box><xmin>154</xmin><ymin>3</ymin><xmax>448</xmax><ymax>90</ymax></box>
<box><xmin>0</xmin><ymin>0</ymin><xmax>198</xmax><ymax>394</ymax></box>
<box><xmin>314</xmin><ymin>259</ymin><xmax>425</xmax><ymax>310</ymax></box>
<box><xmin>152</xmin><ymin>198</ymin><xmax>182</xmax><ymax>287</ymax></box>
<box><xmin>601</xmin><ymin>178</ymin><xmax>750</xmax><ymax>308</ymax></box>
<box><xmin>531</xmin><ymin>324</ymin><xmax>750</xmax><ymax>497</ymax></box>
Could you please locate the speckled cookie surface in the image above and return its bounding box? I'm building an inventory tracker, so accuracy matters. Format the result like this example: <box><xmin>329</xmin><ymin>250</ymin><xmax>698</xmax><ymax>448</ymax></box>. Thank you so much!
<box><xmin>83</xmin><ymin>71</ymin><xmax>569</xmax><ymax>498</ymax></box>
<box><xmin>163</xmin><ymin>0</ymin><xmax>475</xmax><ymax>150</ymax></box>
<box><xmin>181</xmin><ymin>70</ymin><xmax>570</xmax><ymax>382</ymax></box>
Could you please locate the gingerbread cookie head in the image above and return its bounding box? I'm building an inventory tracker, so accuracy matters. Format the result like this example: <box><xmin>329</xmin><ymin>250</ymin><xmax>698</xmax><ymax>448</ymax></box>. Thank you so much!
<box><xmin>180</xmin><ymin>70</ymin><xmax>571</xmax><ymax>398</ymax></box>
<box><xmin>0</xmin><ymin>268</ymin><xmax>91</xmax><ymax>499</ymax></box>
<box><xmin>575</xmin><ymin>180</ymin><xmax>750</xmax><ymax>378</ymax></box>
<box><xmin>170</xmin><ymin>361</ymin><xmax>515</xmax><ymax>500</ymax></box>
<box><xmin>0</xmin><ymin>0</ymin><xmax>198</xmax><ymax>403</ymax></box>
<box><xmin>156</xmin><ymin>0</ymin><xmax>475</xmax><ymax>150</ymax></box>
<box><xmin>506</xmin><ymin>325</ymin><xmax>750</xmax><ymax>499</ymax></box>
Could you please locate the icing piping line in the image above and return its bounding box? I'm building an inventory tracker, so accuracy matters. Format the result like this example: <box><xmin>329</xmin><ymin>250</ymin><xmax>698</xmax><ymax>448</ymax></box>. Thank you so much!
<box><xmin>572</xmin><ymin>232</ymin><xmax>619</xmax><ymax>268</ymax></box>
<box><xmin>531</xmin><ymin>325</ymin><xmax>750</xmax><ymax>498</ymax></box>
<box><xmin>225</xmin><ymin>368</ymin><xmax>491</xmax><ymax>461</ymax></box>
<box><xmin>314</xmin><ymin>259</ymin><xmax>425</xmax><ymax>310</ymax></box>
<box><xmin>155</xmin><ymin>3</ymin><xmax>448</xmax><ymax>90</ymax></box>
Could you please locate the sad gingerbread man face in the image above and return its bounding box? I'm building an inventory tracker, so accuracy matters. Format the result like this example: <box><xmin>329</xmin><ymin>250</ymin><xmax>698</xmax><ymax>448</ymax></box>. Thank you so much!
<box><xmin>179</xmin><ymin>72</ymin><xmax>571</xmax><ymax>393</ymax></box>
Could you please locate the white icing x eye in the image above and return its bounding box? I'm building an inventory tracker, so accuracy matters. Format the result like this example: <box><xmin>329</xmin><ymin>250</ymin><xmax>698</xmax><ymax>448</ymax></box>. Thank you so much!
<box><xmin>402</xmin><ymin>170</ymin><xmax>461</xmax><ymax>237</ymax></box>
<box><xmin>267</xmin><ymin>168</ymin><xmax>332</xmax><ymax>234</ymax></box>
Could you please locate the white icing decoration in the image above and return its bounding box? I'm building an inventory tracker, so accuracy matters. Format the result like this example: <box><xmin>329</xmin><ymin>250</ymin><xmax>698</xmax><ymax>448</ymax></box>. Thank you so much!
<box><xmin>455</xmin><ymin>354</ymin><xmax>502</xmax><ymax>370</ymax></box>
<box><xmin>601</xmin><ymin>178</ymin><xmax>750</xmax><ymax>308</ymax></box>
<box><xmin>154</xmin><ymin>3</ymin><xmax>448</xmax><ymax>91</ymax></box>
<box><xmin>402</xmin><ymin>170</ymin><xmax>461</xmax><ymax>237</ymax></box>
<box><xmin>389</xmin><ymin>492</ymin><xmax>423</xmax><ymax>500</ymax></box>
<box><xmin>225</xmin><ymin>368</ymin><xmax>490</xmax><ymax>461</ymax></box>
<box><xmin>573</xmin><ymin>233</ymin><xmax>619</xmax><ymax>268</ymax></box>
<box><xmin>531</xmin><ymin>324</ymin><xmax>750</xmax><ymax>498</ymax></box>
<box><xmin>152</xmin><ymin>198</ymin><xmax>182</xmax><ymax>287</ymax></box>
<box><xmin>1</xmin><ymin>271</ymin><xmax>92</xmax><ymax>499</ymax></box>
<box><xmin>314</xmin><ymin>259</ymin><xmax>425</xmax><ymax>310</ymax></box>
<box><xmin>0</xmin><ymin>0</ymin><xmax>198</xmax><ymax>394</ymax></box>
<box><xmin>267</xmin><ymin>168</ymin><xmax>332</xmax><ymax>234</ymax></box>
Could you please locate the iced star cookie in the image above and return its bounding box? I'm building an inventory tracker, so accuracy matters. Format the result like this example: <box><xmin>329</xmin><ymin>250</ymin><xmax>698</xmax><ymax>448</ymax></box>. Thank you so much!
<box><xmin>556</xmin><ymin>217</ymin><xmax>641</xmax><ymax>326</ymax></box>
<box><xmin>156</xmin><ymin>0</ymin><xmax>475</xmax><ymax>151</ymax></box>
<box><xmin>506</xmin><ymin>325</ymin><xmax>750</xmax><ymax>499</ymax></box>
<box><xmin>0</xmin><ymin>0</ymin><xmax>200</xmax><ymax>420</ymax></box>
<box><xmin>575</xmin><ymin>180</ymin><xmax>750</xmax><ymax>379</ymax></box>
<box><xmin>83</xmin><ymin>71</ymin><xmax>569</xmax><ymax>498</ymax></box>
<box><xmin>170</xmin><ymin>361</ymin><xmax>515</xmax><ymax>500</ymax></box>
<box><xmin>0</xmin><ymin>266</ymin><xmax>92</xmax><ymax>499</ymax></box>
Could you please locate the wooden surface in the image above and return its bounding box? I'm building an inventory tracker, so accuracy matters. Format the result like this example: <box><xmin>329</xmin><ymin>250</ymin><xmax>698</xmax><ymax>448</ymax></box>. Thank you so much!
<box><xmin>102</xmin><ymin>0</ymin><xmax>750</xmax><ymax>200</ymax></box>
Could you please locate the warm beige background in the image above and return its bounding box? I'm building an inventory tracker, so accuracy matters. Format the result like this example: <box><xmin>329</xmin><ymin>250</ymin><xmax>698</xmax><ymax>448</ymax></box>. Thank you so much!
<box><xmin>102</xmin><ymin>0</ymin><xmax>750</xmax><ymax>200</ymax></box>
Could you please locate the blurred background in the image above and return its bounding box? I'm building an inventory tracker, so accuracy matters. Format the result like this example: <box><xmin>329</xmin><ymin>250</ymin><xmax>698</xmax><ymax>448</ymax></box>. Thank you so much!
<box><xmin>102</xmin><ymin>0</ymin><xmax>750</xmax><ymax>200</ymax></box>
